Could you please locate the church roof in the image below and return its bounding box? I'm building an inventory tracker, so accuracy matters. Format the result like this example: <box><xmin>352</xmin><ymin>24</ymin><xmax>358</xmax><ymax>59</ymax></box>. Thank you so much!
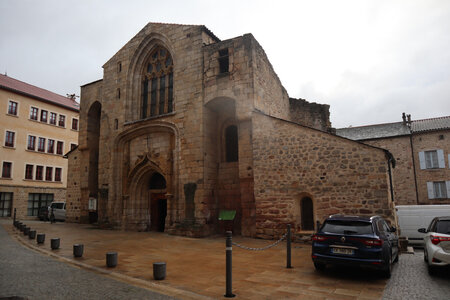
<box><xmin>0</xmin><ymin>74</ymin><xmax>79</xmax><ymax>112</ymax></box>
<box><xmin>336</xmin><ymin>115</ymin><xmax>450</xmax><ymax>140</ymax></box>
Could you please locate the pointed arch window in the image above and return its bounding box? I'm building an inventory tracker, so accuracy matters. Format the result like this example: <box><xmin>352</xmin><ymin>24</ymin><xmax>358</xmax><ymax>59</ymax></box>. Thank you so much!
<box><xmin>142</xmin><ymin>46</ymin><xmax>174</xmax><ymax>119</ymax></box>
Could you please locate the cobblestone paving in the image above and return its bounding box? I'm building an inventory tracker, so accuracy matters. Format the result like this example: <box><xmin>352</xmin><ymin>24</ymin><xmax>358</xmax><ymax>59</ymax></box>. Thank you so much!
<box><xmin>383</xmin><ymin>250</ymin><xmax>450</xmax><ymax>300</ymax></box>
<box><xmin>0</xmin><ymin>225</ymin><xmax>175</xmax><ymax>300</ymax></box>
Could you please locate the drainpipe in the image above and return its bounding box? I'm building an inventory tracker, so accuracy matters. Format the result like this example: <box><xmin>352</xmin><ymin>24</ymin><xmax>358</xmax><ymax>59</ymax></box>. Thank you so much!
<box><xmin>387</xmin><ymin>154</ymin><xmax>395</xmax><ymax>204</ymax></box>
<box><xmin>409</xmin><ymin>134</ymin><xmax>420</xmax><ymax>204</ymax></box>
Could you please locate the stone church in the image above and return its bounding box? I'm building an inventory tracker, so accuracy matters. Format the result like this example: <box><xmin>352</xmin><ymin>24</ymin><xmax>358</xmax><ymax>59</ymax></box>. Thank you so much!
<box><xmin>66</xmin><ymin>23</ymin><xmax>396</xmax><ymax>238</ymax></box>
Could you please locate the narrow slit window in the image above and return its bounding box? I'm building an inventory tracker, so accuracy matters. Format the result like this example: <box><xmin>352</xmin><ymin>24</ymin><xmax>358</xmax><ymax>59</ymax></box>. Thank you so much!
<box><xmin>218</xmin><ymin>48</ymin><xmax>229</xmax><ymax>74</ymax></box>
<box><xmin>225</xmin><ymin>125</ymin><xmax>238</xmax><ymax>162</ymax></box>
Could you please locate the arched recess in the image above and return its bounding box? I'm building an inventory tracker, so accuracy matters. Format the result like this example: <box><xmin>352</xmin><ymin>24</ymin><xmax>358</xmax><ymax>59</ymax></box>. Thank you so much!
<box><xmin>301</xmin><ymin>197</ymin><xmax>314</xmax><ymax>230</ymax></box>
<box><xmin>87</xmin><ymin>101</ymin><xmax>101</xmax><ymax>207</ymax></box>
<box><xmin>127</xmin><ymin>157</ymin><xmax>168</xmax><ymax>232</ymax></box>
<box><xmin>111</xmin><ymin>121</ymin><xmax>180</xmax><ymax>229</ymax></box>
<box><xmin>294</xmin><ymin>192</ymin><xmax>316</xmax><ymax>232</ymax></box>
<box><xmin>125</xmin><ymin>33</ymin><xmax>175</xmax><ymax>122</ymax></box>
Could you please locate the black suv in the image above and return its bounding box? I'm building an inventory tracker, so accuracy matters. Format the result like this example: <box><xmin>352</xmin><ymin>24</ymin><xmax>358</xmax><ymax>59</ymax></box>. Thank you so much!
<box><xmin>312</xmin><ymin>214</ymin><xmax>399</xmax><ymax>278</ymax></box>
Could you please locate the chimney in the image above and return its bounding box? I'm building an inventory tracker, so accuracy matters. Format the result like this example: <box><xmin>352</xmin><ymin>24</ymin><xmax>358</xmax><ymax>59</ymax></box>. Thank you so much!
<box><xmin>407</xmin><ymin>114</ymin><xmax>411</xmax><ymax>124</ymax></box>
<box><xmin>402</xmin><ymin>112</ymin><xmax>406</xmax><ymax>125</ymax></box>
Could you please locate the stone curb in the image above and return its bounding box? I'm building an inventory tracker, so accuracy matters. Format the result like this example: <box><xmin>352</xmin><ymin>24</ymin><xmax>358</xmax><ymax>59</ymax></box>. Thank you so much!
<box><xmin>9</xmin><ymin>227</ymin><xmax>212</xmax><ymax>300</ymax></box>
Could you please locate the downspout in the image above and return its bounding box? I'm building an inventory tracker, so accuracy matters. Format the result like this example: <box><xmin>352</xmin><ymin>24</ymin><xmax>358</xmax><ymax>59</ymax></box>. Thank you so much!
<box><xmin>409</xmin><ymin>134</ymin><xmax>420</xmax><ymax>204</ymax></box>
<box><xmin>387</xmin><ymin>154</ymin><xmax>395</xmax><ymax>204</ymax></box>
<box><xmin>383</xmin><ymin>150</ymin><xmax>395</xmax><ymax>204</ymax></box>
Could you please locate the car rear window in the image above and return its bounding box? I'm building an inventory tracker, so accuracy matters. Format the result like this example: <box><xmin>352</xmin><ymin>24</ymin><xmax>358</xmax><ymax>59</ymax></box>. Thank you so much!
<box><xmin>51</xmin><ymin>203</ymin><xmax>64</xmax><ymax>209</ymax></box>
<box><xmin>435</xmin><ymin>220</ymin><xmax>450</xmax><ymax>234</ymax></box>
<box><xmin>321</xmin><ymin>220</ymin><xmax>374</xmax><ymax>235</ymax></box>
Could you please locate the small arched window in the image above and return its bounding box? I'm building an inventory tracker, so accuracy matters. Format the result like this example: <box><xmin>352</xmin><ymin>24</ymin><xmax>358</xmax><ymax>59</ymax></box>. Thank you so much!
<box><xmin>225</xmin><ymin>125</ymin><xmax>238</xmax><ymax>162</ymax></box>
<box><xmin>142</xmin><ymin>46</ymin><xmax>173</xmax><ymax>119</ymax></box>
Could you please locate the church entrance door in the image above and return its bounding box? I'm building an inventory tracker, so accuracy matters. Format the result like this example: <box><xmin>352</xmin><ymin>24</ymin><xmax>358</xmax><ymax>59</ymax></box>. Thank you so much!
<box><xmin>150</xmin><ymin>193</ymin><xmax>167</xmax><ymax>232</ymax></box>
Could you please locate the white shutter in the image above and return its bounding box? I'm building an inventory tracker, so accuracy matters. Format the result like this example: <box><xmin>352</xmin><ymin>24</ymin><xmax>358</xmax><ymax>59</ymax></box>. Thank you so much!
<box><xmin>427</xmin><ymin>182</ymin><xmax>435</xmax><ymax>199</ymax></box>
<box><xmin>419</xmin><ymin>151</ymin><xmax>426</xmax><ymax>169</ymax></box>
<box><xmin>446</xmin><ymin>181</ymin><xmax>450</xmax><ymax>199</ymax></box>
<box><xmin>437</xmin><ymin>149</ymin><xmax>445</xmax><ymax>168</ymax></box>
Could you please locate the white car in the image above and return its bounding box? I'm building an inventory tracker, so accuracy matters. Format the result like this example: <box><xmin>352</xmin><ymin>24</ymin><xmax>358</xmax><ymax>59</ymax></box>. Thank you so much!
<box><xmin>48</xmin><ymin>202</ymin><xmax>66</xmax><ymax>222</ymax></box>
<box><xmin>418</xmin><ymin>216</ymin><xmax>450</xmax><ymax>274</ymax></box>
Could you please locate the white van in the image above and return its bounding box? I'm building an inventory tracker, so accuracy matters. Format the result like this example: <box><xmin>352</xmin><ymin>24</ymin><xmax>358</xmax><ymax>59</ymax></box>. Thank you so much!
<box><xmin>48</xmin><ymin>202</ymin><xmax>66</xmax><ymax>221</ymax></box>
<box><xmin>395</xmin><ymin>205</ymin><xmax>450</xmax><ymax>245</ymax></box>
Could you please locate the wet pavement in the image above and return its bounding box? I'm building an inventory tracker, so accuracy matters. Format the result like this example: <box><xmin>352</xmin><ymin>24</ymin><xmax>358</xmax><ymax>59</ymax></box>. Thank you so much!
<box><xmin>2</xmin><ymin>220</ymin><xmax>388</xmax><ymax>299</ymax></box>
<box><xmin>0</xmin><ymin>224</ymin><xmax>174</xmax><ymax>300</ymax></box>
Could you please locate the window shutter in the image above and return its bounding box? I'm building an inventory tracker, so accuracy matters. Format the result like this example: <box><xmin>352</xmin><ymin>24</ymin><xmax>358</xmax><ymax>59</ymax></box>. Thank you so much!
<box><xmin>418</xmin><ymin>151</ymin><xmax>426</xmax><ymax>169</ymax></box>
<box><xmin>446</xmin><ymin>181</ymin><xmax>450</xmax><ymax>198</ymax></box>
<box><xmin>437</xmin><ymin>149</ymin><xmax>445</xmax><ymax>168</ymax></box>
<box><xmin>427</xmin><ymin>182</ymin><xmax>435</xmax><ymax>199</ymax></box>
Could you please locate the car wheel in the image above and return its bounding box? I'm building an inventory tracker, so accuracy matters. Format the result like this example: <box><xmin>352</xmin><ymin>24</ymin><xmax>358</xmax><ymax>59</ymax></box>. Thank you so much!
<box><xmin>314</xmin><ymin>262</ymin><xmax>326</xmax><ymax>271</ymax></box>
<box><xmin>382</xmin><ymin>254</ymin><xmax>392</xmax><ymax>278</ymax></box>
<box><xmin>428</xmin><ymin>264</ymin><xmax>436</xmax><ymax>275</ymax></box>
<box><xmin>393</xmin><ymin>252</ymin><xmax>399</xmax><ymax>263</ymax></box>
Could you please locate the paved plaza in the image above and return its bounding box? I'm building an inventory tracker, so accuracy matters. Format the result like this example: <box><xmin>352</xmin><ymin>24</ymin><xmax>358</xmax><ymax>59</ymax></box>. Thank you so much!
<box><xmin>1</xmin><ymin>220</ymin><xmax>389</xmax><ymax>299</ymax></box>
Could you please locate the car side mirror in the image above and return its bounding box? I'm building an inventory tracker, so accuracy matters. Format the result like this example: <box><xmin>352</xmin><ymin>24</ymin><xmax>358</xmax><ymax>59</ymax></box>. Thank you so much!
<box><xmin>418</xmin><ymin>228</ymin><xmax>427</xmax><ymax>233</ymax></box>
<box><xmin>390</xmin><ymin>226</ymin><xmax>397</xmax><ymax>232</ymax></box>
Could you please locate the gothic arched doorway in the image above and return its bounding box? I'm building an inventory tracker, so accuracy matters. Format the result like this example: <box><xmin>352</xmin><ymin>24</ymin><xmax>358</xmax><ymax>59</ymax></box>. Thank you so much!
<box><xmin>301</xmin><ymin>197</ymin><xmax>314</xmax><ymax>230</ymax></box>
<box><xmin>149</xmin><ymin>172</ymin><xmax>167</xmax><ymax>232</ymax></box>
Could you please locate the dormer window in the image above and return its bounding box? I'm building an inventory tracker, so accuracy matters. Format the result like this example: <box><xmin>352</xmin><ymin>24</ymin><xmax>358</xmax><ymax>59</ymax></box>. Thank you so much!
<box><xmin>218</xmin><ymin>48</ymin><xmax>229</xmax><ymax>74</ymax></box>
<box><xmin>141</xmin><ymin>46</ymin><xmax>174</xmax><ymax>119</ymax></box>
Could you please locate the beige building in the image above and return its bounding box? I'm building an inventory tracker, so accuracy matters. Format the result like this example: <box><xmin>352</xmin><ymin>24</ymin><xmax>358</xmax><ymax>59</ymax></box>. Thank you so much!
<box><xmin>67</xmin><ymin>23</ymin><xmax>396</xmax><ymax>238</ymax></box>
<box><xmin>0</xmin><ymin>74</ymin><xmax>79</xmax><ymax>219</ymax></box>
<box><xmin>337</xmin><ymin>114</ymin><xmax>450</xmax><ymax>205</ymax></box>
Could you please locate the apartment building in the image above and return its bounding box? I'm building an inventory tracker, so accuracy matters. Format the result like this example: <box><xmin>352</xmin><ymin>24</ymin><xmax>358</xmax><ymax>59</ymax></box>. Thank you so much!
<box><xmin>337</xmin><ymin>114</ymin><xmax>450</xmax><ymax>205</ymax></box>
<box><xmin>0</xmin><ymin>74</ymin><xmax>79</xmax><ymax>219</ymax></box>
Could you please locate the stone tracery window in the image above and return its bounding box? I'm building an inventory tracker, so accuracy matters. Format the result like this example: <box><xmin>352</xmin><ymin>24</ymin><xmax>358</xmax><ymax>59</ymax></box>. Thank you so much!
<box><xmin>142</xmin><ymin>46</ymin><xmax>174</xmax><ymax>118</ymax></box>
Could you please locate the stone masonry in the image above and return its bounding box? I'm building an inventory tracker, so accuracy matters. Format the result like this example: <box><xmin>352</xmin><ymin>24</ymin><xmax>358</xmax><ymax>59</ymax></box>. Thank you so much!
<box><xmin>67</xmin><ymin>23</ymin><xmax>395</xmax><ymax>239</ymax></box>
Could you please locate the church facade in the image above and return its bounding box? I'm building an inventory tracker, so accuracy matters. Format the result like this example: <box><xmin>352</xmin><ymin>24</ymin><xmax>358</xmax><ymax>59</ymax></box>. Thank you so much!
<box><xmin>66</xmin><ymin>23</ymin><xmax>396</xmax><ymax>238</ymax></box>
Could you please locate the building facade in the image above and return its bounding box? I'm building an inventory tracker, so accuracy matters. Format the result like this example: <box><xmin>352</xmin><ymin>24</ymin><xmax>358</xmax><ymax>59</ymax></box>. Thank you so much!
<box><xmin>0</xmin><ymin>74</ymin><xmax>79</xmax><ymax>219</ymax></box>
<box><xmin>337</xmin><ymin>114</ymin><xmax>450</xmax><ymax>205</ymax></box>
<box><xmin>67</xmin><ymin>23</ymin><xmax>395</xmax><ymax>238</ymax></box>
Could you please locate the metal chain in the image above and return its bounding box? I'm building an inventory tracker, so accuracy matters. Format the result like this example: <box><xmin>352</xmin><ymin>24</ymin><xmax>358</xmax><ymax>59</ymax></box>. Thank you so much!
<box><xmin>231</xmin><ymin>233</ymin><xmax>287</xmax><ymax>251</ymax></box>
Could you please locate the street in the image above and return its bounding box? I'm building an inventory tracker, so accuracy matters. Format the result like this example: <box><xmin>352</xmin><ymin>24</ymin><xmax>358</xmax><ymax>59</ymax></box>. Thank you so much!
<box><xmin>383</xmin><ymin>249</ymin><xmax>450</xmax><ymax>300</ymax></box>
<box><xmin>0</xmin><ymin>225</ymin><xmax>174</xmax><ymax>300</ymax></box>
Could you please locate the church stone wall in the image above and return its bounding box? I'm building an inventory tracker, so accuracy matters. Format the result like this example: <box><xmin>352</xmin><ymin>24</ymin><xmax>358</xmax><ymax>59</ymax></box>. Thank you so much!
<box><xmin>252</xmin><ymin>113</ymin><xmax>394</xmax><ymax>239</ymax></box>
<box><xmin>66</xmin><ymin>148</ymin><xmax>81</xmax><ymax>222</ymax></box>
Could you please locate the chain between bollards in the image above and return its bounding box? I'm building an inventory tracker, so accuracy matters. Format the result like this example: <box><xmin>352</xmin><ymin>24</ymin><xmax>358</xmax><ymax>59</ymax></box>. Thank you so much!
<box><xmin>286</xmin><ymin>224</ymin><xmax>292</xmax><ymax>268</ymax></box>
<box><xmin>225</xmin><ymin>231</ymin><xmax>235</xmax><ymax>298</ymax></box>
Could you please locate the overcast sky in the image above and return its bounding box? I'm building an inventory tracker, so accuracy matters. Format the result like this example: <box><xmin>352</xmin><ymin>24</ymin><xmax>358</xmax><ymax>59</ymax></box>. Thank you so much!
<box><xmin>1</xmin><ymin>0</ymin><xmax>449</xmax><ymax>128</ymax></box>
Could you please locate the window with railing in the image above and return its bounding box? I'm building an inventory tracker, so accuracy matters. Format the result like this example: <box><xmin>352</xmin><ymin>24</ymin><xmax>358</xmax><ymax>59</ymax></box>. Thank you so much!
<box><xmin>27</xmin><ymin>135</ymin><xmax>36</xmax><ymax>150</ymax></box>
<box><xmin>30</xmin><ymin>107</ymin><xmax>38</xmax><ymax>120</ymax></box>
<box><xmin>4</xmin><ymin>131</ymin><xmax>15</xmax><ymax>147</ymax></box>
<box><xmin>25</xmin><ymin>164</ymin><xmax>33</xmax><ymax>180</ymax></box>
<box><xmin>8</xmin><ymin>101</ymin><xmax>18</xmax><ymax>115</ymax></box>
<box><xmin>2</xmin><ymin>162</ymin><xmax>12</xmax><ymax>178</ymax></box>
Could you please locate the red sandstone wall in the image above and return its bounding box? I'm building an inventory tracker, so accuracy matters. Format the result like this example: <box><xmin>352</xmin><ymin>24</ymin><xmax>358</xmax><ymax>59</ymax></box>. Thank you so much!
<box><xmin>252</xmin><ymin>113</ymin><xmax>394</xmax><ymax>239</ymax></box>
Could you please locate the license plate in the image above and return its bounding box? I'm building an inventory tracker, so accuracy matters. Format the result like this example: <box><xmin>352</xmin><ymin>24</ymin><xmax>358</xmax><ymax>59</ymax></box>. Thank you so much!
<box><xmin>331</xmin><ymin>247</ymin><xmax>354</xmax><ymax>255</ymax></box>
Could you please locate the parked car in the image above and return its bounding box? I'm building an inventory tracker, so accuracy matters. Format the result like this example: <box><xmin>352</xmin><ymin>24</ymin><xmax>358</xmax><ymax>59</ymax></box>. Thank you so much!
<box><xmin>418</xmin><ymin>216</ymin><xmax>450</xmax><ymax>275</ymax></box>
<box><xmin>48</xmin><ymin>202</ymin><xmax>66</xmax><ymax>222</ymax></box>
<box><xmin>311</xmin><ymin>214</ymin><xmax>399</xmax><ymax>278</ymax></box>
<box><xmin>38</xmin><ymin>206</ymin><xmax>49</xmax><ymax>221</ymax></box>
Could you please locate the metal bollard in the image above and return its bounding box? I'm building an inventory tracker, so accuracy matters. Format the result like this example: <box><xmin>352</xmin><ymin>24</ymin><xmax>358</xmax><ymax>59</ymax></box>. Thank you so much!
<box><xmin>224</xmin><ymin>231</ymin><xmax>235</xmax><ymax>298</ymax></box>
<box><xmin>23</xmin><ymin>227</ymin><xmax>30</xmax><ymax>236</ymax></box>
<box><xmin>73</xmin><ymin>244</ymin><xmax>84</xmax><ymax>258</ymax></box>
<box><xmin>20</xmin><ymin>224</ymin><xmax>26</xmax><ymax>232</ymax></box>
<box><xmin>106</xmin><ymin>252</ymin><xmax>118</xmax><ymax>268</ymax></box>
<box><xmin>29</xmin><ymin>230</ymin><xmax>36</xmax><ymax>240</ymax></box>
<box><xmin>51</xmin><ymin>238</ymin><xmax>60</xmax><ymax>250</ymax></box>
<box><xmin>153</xmin><ymin>262</ymin><xmax>166</xmax><ymax>280</ymax></box>
<box><xmin>286</xmin><ymin>224</ymin><xmax>292</xmax><ymax>268</ymax></box>
<box><xmin>13</xmin><ymin>208</ymin><xmax>16</xmax><ymax>224</ymax></box>
<box><xmin>37</xmin><ymin>233</ymin><xmax>45</xmax><ymax>244</ymax></box>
